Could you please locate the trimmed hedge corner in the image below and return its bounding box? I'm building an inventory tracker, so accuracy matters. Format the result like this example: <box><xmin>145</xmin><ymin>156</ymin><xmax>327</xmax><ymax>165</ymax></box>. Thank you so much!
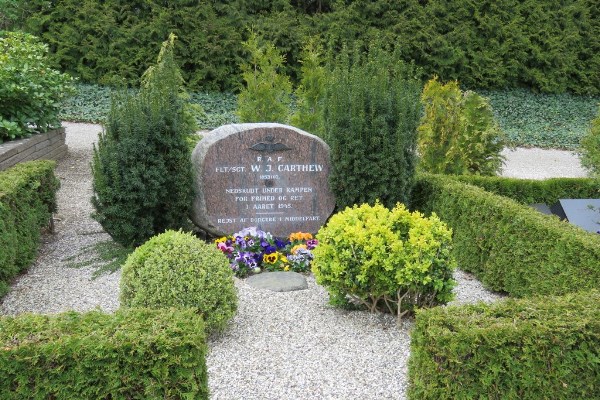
<box><xmin>0</xmin><ymin>160</ymin><xmax>59</xmax><ymax>297</ymax></box>
<box><xmin>0</xmin><ymin>308</ymin><xmax>209</xmax><ymax>399</ymax></box>
<box><xmin>411</xmin><ymin>174</ymin><xmax>600</xmax><ymax>297</ymax></box>
<box><xmin>408</xmin><ymin>290</ymin><xmax>600</xmax><ymax>400</ymax></box>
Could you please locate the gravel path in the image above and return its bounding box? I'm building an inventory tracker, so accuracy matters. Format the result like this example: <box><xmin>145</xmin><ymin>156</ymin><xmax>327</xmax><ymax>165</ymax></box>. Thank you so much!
<box><xmin>0</xmin><ymin>123</ymin><xmax>589</xmax><ymax>399</ymax></box>
<box><xmin>500</xmin><ymin>147</ymin><xmax>588</xmax><ymax>179</ymax></box>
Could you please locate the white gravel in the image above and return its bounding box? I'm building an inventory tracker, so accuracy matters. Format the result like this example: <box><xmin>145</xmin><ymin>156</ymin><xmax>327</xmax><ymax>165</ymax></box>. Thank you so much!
<box><xmin>0</xmin><ymin>122</ymin><xmax>120</xmax><ymax>316</ymax></box>
<box><xmin>0</xmin><ymin>123</ymin><xmax>588</xmax><ymax>399</ymax></box>
<box><xmin>501</xmin><ymin>147</ymin><xmax>588</xmax><ymax>179</ymax></box>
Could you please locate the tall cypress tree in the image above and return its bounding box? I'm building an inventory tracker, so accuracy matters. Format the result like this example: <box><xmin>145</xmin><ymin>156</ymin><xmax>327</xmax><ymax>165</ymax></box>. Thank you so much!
<box><xmin>91</xmin><ymin>34</ymin><xmax>197</xmax><ymax>247</ymax></box>
<box><xmin>323</xmin><ymin>47</ymin><xmax>422</xmax><ymax>209</ymax></box>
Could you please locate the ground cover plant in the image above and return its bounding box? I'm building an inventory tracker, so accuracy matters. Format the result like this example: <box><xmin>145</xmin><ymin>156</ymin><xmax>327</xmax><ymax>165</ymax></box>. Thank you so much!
<box><xmin>58</xmin><ymin>84</ymin><xmax>599</xmax><ymax>149</ymax></box>
<box><xmin>482</xmin><ymin>88</ymin><xmax>600</xmax><ymax>150</ymax></box>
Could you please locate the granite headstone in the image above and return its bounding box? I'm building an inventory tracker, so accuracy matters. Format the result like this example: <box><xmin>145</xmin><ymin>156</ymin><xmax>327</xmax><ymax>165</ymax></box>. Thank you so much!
<box><xmin>550</xmin><ymin>199</ymin><xmax>600</xmax><ymax>233</ymax></box>
<box><xmin>191</xmin><ymin>123</ymin><xmax>335</xmax><ymax>237</ymax></box>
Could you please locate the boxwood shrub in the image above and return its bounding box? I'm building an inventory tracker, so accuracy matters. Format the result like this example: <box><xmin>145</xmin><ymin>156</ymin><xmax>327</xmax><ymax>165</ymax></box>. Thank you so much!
<box><xmin>411</xmin><ymin>174</ymin><xmax>600</xmax><ymax>297</ymax></box>
<box><xmin>312</xmin><ymin>202</ymin><xmax>455</xmax><ymax>319</ymax></box>
<box><xmin>408</xmin><ymin>290</ymin><xmax>600</xmax><ymax>400</ymax></box>
<box><xmin>0</xmin><ymin>308</ymin><xmax>209</xmax><ymax>399</ymax></box>
<box><xmin>0</xmin><ymin>160</ymin><xmax>59</xmax><ymax>298</ymax></box>
<box><xmin>120</xmin><ymin>230</ymin><xmax>237</xmax><ymax>333</ymax></box>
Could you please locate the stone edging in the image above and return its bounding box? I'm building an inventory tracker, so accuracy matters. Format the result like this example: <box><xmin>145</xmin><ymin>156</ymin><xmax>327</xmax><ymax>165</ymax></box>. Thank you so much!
<box><xmin>0</xmin><ymin>128</ymin><xmax>67</xmax><ymax>171</ymax></box>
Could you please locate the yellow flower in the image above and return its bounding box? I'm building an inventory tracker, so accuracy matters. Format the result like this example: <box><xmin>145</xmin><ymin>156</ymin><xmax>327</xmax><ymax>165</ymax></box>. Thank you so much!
<box><xmin>283</xmin><ymin>265</ymin><xmax>290</xmax><ymax>271</ymax></box>
<box><xmin>264</xmin><ymin>253</ymin><xmax>279</xmax><ymax>264</ymax></box>
<box><xmin>215</xmin><ymin>237</ymin><xmax>227</xmax><ymax>243</ymax></box>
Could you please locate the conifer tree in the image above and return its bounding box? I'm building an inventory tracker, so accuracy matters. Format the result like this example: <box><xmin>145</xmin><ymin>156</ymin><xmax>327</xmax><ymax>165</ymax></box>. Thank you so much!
<box><xmin>290</xmin><ymin>39</ymin><xmax>326</xmax><ymax>136</ymax></box>
<box><xmin>237</xmin><ymin>32</ymin><xmax>292</xmax><ymax>123</ymax></box>
<box><xmin>323</xmin><ymin>47</ymin><xmax>422</xmax><ymax>209</ymax></box>
<box><xmin>91</xmin><ymin>34</ymin><xmax>198</xmax><ymax>247</ymax></box>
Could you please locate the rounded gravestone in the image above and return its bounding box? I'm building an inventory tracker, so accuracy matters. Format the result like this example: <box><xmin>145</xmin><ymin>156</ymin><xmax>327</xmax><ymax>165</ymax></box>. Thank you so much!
<box><xmin>191</xmin><ymin>123</ymin><xmax>336</xmax><ymax>237</ymax></box>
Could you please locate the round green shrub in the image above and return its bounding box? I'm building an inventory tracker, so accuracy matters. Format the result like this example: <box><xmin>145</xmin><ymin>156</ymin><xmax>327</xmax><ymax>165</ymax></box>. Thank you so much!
<box><xmin>120</xmin><ymin>230</ymin><xmax>238</xmax><ymax>333</ymax></box>
<box><xmin>312</xmin><ymin>202</ymin><xmax>456</xmax><ymax>319</ymax></box>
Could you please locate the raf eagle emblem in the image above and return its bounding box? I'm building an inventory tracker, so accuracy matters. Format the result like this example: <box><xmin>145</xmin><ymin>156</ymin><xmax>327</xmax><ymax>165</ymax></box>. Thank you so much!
<box><xmin>248</xmin><ymin>135</ymin><xmax>292</xmax><ymax>153</ymax></box>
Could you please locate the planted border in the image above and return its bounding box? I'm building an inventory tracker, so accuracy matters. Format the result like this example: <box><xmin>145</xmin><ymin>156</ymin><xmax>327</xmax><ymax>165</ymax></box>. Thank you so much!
<box><xmin>411</xmin><ymin>174</ymin><xmax>600</xmax><ymax>297</ymax></box>
<box><xmin>408</xmin><ymin>290</ymin><xmax>600</xmax><ymax>400</ymax></box>
<box><xmin>0</xmin><ymin>308</ymin><xmax>209</xmax><ymax>399</ymax></box>
<box><xmin>0</xmin><ymin>160</ymin><xmax>59</xmax><ymax>298</ymax></box>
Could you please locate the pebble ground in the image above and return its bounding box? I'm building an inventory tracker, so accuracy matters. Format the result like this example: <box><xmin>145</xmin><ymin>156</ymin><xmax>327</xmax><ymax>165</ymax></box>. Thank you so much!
<box><xmin>0</xmin><ymin>123</ymin><xmax>589</xmax><ymax>399</ymax></box>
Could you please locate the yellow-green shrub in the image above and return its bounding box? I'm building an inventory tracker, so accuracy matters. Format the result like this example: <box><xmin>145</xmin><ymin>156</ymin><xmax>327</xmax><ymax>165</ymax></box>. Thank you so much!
<box><xmin>312</xmin><ymin>202</ymin><xmax>455</xmax><ymax>319</ymax></box>
<box><xmin>120</xmin><ymin>230</ymin><xmax>237</xmax><ymax>333</ymax></box>
<box><xmin>417</xmin><ymin>77</ymin><xmax>505</xmax><ymax>176</ymax></box>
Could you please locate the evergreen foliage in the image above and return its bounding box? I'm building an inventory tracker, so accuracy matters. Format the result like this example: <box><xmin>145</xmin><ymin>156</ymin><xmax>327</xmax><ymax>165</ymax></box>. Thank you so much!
<box><xmin>237</xmin><ymin>32</ymin><xmax>292</xmax><ymax>123</ymax></box>
<box><xmin>289</xmin><ymin>39</ymin><xmax>326</xmax><ymax>135</ymax></box>
<box><xmin>0</xmin><ymin>308</ymin><xmax>209</xmax><ymax>399</ymax></box>
<box><xmin>120</xmin><ymin>230</ymin><xmax>238</xmax><ymax>333</ymax></box>
<box><xmin>408</xmin><ymin>290</ymin><xmax>600</xmax><ymax>400</ymax></box>
<box><xmin>418</xmin><ymin>77</ymin><xmax>505</xmax><ymax>176</ymax></box>
<box><xmin>16</xmin><ymin>0</ymin><xmax>600</xmax><ymax>94</ymax></box>
<box><xmin>91</xmin><ymin>34</ymin><xmax>196</xmax><ymax>247</ymax></box>
<box><xmin>323</xmin><ymin>47</ymin><xmax>422</xmax><ymax>209</ymax></box>
<box><xmin>0</xmin><ymin>161</ymin><xmax>59</xmax><ymax>298</ymax></box>
<box><xmin>580</xmin><ymin>105</ymin><xmax>600</xmax><ymax>177</ymax></box>
<box><xmin>411</xmin><ymin>174</ymin><xmax>600</xmax><ymax>297</ymax></box>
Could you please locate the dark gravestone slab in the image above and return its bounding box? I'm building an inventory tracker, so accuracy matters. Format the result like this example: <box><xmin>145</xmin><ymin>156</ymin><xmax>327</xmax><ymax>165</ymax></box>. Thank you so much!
<box><xmin>530</xmin><ymin>203</ymin><xmax>552</xmax><ymax>215</ymax></box>
<box><xmin>550</xmin><ymin>199</ymin><xmax>600</xmax><ymax>233</ymax></box>
<box><xmin>191</xmin><ymin>123</ymin><xmax>335</xmax><ymax>237</ymax></box>
<box><xmin>246</xmin><ymin>271</ymin><xmax>308</xmax><ymax>292</ymax></box>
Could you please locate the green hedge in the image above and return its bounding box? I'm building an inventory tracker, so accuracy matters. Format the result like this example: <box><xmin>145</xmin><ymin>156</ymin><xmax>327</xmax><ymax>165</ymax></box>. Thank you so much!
<box><xmin>0</xmin><ymin>160</ymin><xmax>59</xmax><ymax>298</ymax></box>
<box><xmin>14</xmin><ymin>0</ymin><xmax>600</xmax><ymax>94</ymax></box>
<box><xmin>0</xmin><ymin>308</ymin><xmax>208</xmax><ymax>399</ymax></box>
<box><xmin>319</xmin><ymin>0</ymin><xmax>600</xmax><ymax>95</ymax></box>
<box><xmin>408</xmin><ymin>290</ymin><xmax>600</xmax><ymax>400</ymax></box>
<box><xmin>411</xmin><ymin>174</ymin><xmax>600</xmax><ymax>297</ymax></box>
<box><xmin>451</xmin><ymin>175</ymin><xmax>600</xmax><ymax>205</ymax></box>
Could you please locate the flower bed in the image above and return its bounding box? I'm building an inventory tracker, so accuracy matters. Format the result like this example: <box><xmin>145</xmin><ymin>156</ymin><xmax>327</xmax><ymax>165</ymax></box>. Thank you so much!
<box><xmin>215</xmin><ymin>227</ymin><xmax>318</xmax><ymax>277</ymax></box>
